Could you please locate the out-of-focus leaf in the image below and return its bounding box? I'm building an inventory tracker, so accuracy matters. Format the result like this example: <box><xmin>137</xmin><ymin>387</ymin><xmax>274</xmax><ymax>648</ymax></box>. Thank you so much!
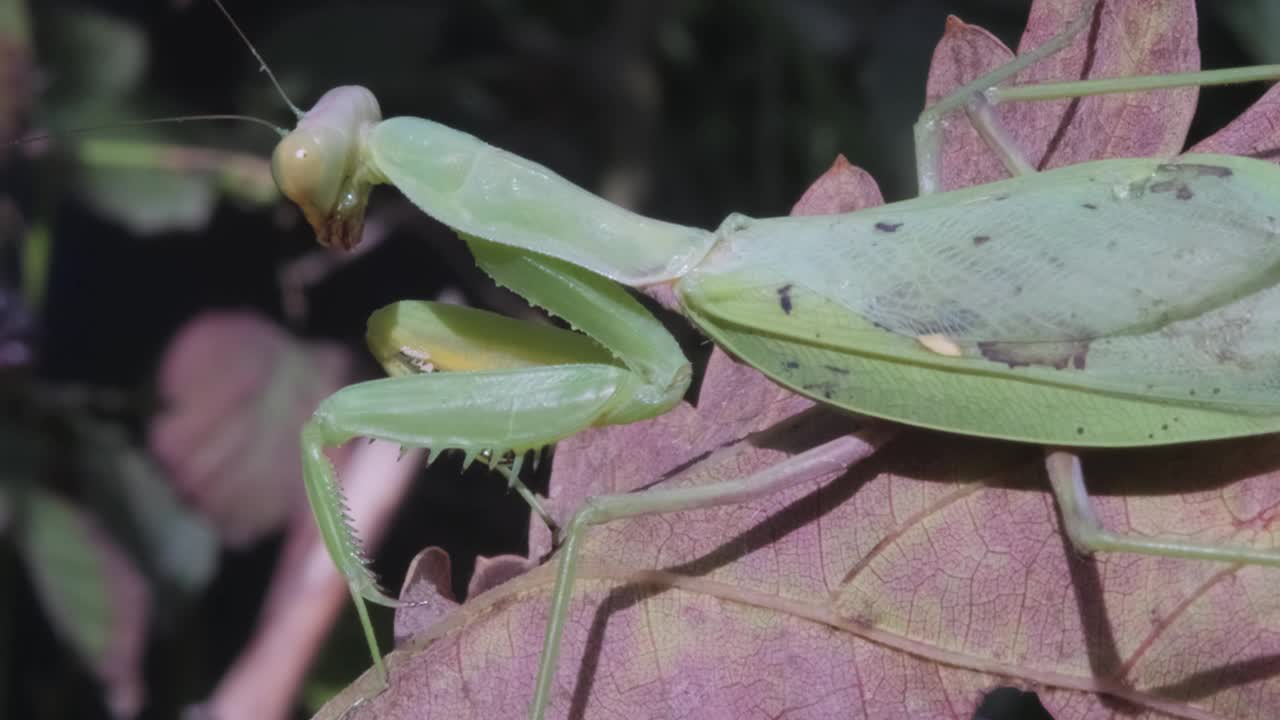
<box><xmin>0</xmin><ymin>285</ymin><xmax>33</xmax><ymax>369</ymax></box>
<box><xmin>149</xmin><ymin>311</ymin><xmax>358</xmax><ymax>547</ymax></box>
<box><xmin>30</xmin><ymin>9</ymin><xmax>276</xmax><ymax>235</ymax></box>
<box><xmin>314</xmin><ymin>2</ymin><xmax>1280</xmax><ymax>718</ymax></box>
<box><xmin>0</xmin><ymin>416</ymin><xmax>47</xmax><ymax>497</ymax></box>
<box><xmin>73</xmin><ymin>138</ymin><xmax>277</xmax><ymax>235</ymax></box>
<box><xmin>0</xmin><ymin>487</ymin><xmax>10</xmax><ymax>533</ymax></box>
<box><xmin>0</xmin><ymin>0</ymin><xmax>31</xmax><ymax>57</ymax></box>
<box><xmin>76</xmin><ymin>417</ymin><xmax>218</xmax><ymax>594</ymax></box>
<box><xmin>208</xmin><ymin>441</ymin><xmax>419</xmax><ymax>720</ymax></box>
<box><xmin>17</xmin><ymin>488</ymin><xmax>150</xmax><ymax>719</ymax></box>
<box><xmin>1217</xmin><ymin>0</ymin><xmax>1280</xmax><ymax>65</ymax></box>
<box><xmin>0</xmin><ymin>198</ymin><xmax>33</xmax><ymax>357</ymax></box>
<box><xmin>0</xmin><ymin>0</ymin><xmax>33</xmax><ymax>144</ymax></box>
<box><xmin>39</xmin><ymin>10</ymin><xmax>146</xmax><ymax>124</ymax></box>
<box><xmin>78</xmin><ymin>164</ymin><xmax>216</xmax><ymax>235</ymax></box>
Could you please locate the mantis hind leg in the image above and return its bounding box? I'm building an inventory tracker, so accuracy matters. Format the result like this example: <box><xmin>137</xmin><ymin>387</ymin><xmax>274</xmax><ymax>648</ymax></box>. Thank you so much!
<box><xmin>913</xmin><ymin>0</ymin><xmax>1099</xmax><ymax>194</ymax></box>
<box><xmin>528</xmin><ymin>423</ymin><xmax>895</xmax><ymax>720</ymax></box>
<box><xmin>1046</xmin><ymin>450</ymin><xmax>1280</xmax><ymax>567</ymax></box>
<box><xmin>914</xmin><ymin>0</ymin><xmax>1280</xmax><ymax>194</ymax></box>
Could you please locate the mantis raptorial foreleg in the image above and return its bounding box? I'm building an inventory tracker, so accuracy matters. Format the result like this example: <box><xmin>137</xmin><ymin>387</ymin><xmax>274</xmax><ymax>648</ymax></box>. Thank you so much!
<box><xmin>301</xmin><ymin>237</ymin><xmax>691</xmax><ymax>683</ymax></box>
<box><xmin>158</xmin><ymin>0</ymin><xmax>1280</xmax><ymax>715</ymax></box>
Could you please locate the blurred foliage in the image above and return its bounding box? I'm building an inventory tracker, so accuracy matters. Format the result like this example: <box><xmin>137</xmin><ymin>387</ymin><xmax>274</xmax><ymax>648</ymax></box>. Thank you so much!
<box><xmin>0</xmin><ymin>0</ymin><xmax>1271</xmax><ymax>718</ymax></box>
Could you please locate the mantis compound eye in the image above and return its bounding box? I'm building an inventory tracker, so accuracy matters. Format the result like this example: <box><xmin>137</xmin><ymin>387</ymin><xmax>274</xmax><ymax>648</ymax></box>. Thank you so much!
<box><xmin>272</xmin><ymin>126</ymin><xmax>367</xmax><ymax>250</ymax></box>
<box><xmin>272</xmin><ymin>86</ymin><xmax>381</xmax><ymax>250</ymax></box>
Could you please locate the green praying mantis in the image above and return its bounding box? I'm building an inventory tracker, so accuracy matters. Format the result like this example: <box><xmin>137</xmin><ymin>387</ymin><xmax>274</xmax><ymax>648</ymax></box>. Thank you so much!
<box><xmin>131</xmin><ymin>0</ymin><xmax>1280</xmax><ymax>716</ymax></box>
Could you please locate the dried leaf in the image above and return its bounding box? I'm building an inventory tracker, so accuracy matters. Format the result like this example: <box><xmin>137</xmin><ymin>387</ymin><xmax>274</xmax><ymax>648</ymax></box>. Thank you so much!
<box><xmin>395</xmin><ymin>549</ymin><xmax>537</xmax><ymax>647</ymax></box>
<box><xmin>395</xmin><ymin>547</ymin><xmax>458</xmax><ymax>645</ymax></box>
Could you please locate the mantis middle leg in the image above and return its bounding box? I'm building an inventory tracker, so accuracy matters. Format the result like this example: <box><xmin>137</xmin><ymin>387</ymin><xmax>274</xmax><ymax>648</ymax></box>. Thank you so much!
<box><xmin>915</xmin><ymin>0</ymin><xmax>1280</xmax><ymax>581</ymax></box>
<box><xmin>529</xmin><ymin>417</ymin><xmax>896</xmax><ymax>719</ymax></box>
<box><xmin>914</xmin><ymin>0</ymin><xmax>1280</xmax><ymax>193</ymax></box>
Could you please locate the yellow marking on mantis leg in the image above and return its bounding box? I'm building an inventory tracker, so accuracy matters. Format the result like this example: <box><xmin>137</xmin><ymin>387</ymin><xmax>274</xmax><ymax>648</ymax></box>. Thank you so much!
<box><xmin>917</xmin><ymin>333</ymin><xmax>964</xmax><ymax>357</ymax></box>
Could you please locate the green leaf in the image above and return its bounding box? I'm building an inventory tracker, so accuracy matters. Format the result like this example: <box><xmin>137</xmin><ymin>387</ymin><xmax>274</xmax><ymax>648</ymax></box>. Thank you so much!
<box><xmin>40</xmin><ymin>10</ymin><xmax>146</xmax><ymax>123</ymax></box>
<box><xmin>17</xmin><ymin>489</ymin><xmax>150</xmax><ymax>718</ymax></box>
<box><xmin>75</xmin><ymin>418</ymin><xmax>218</xmax><ymax>595</ymax></box>
<box><xmin>78</xmin><ymin>162</ymin><xmax>217</xmax><ymax>235</ymax></box>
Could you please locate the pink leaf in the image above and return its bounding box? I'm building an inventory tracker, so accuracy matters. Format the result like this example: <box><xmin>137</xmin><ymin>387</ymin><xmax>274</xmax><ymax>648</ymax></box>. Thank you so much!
<box><xmin>927</xmin><ymin>0</ymin><xmax>1198</xmax><ymax>190</ymax></box>
<box><xmin>394</xmin><ymin>547</ymin><xmax>459</xmax><ymax>645</ymax></box>
<box><xmin>315</xmin><ymin>4</ymin><xmax>1280</xmax><ymax>719</ymax></box>
<box><xmin>328</xmin><ymin>438</ymin><xmax>1280</xmax><ymax>720</ymax></box>
<box><xmin>1191</xmin><ymin>84</ymin><xmax>1280</xmax><ymax>160</ymax></box>
<box><xmin>394</xmin><ymin>548</ymin><xmax>535</xmax><ymax>645</ymax></box>
<box><xmin>148</xmin><ymin>311</ymin><xmax>356</xmax><ymax>546</ymax></box>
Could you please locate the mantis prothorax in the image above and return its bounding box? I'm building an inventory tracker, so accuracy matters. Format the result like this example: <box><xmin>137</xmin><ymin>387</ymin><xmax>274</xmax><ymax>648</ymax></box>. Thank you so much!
<box><xmin>176</xmin><ymin>0</ymin><xmax>1280</xmax><ymax>717</ymax></box>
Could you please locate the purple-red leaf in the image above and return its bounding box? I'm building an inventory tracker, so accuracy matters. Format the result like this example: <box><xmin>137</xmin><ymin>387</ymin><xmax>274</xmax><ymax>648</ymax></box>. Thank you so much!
<box><xmin>1191</xmin><ymin>84</ymin><xmax>1280</xmax><ymax>159</ymax></box>
<box><xmin>314</xmin><ymin>3</ymin><xmax>1280</xmax><ymax>718</ymax></box>
<box><xmin>148</xmin><ymin>311</ymin><xmax>356</xmax><ymax>546</ymax></box>
<box><xmin>927</xmin><ymin>0</ymin><xmax>1198</xmax><ymax>190</ymax></box>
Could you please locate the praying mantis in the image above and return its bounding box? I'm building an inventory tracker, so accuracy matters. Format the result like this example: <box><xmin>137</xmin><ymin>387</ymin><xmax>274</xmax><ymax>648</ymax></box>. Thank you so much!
<box><xmin>166</xmin><ymin>0</ymin><xmax>1280</xmax><ymax>717</ymax></box>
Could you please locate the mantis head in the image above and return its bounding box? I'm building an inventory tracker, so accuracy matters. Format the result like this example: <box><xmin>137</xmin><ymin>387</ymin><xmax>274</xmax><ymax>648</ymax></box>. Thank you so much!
<box><xmin>271</xmin><ymin>86</ymin><xmax>382</xmax><ymax>250</ymax></box>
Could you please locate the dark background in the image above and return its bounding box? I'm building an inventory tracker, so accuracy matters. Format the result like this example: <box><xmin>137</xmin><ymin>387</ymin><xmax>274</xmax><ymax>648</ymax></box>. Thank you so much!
<box><xmin>4</xmin><ymin>1</ymin><xmax>1274</xmax><ymax>718</ymax></box>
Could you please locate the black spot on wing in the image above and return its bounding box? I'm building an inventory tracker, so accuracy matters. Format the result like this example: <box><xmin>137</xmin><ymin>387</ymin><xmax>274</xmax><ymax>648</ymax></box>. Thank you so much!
<box><xmin>874</xmin><ymin>221</ymin><xmax>903</xmax><ymax>233</ymax></box>
<box><xmin>777</xmin><ymin>284</ymin><xmax>794</xmax><ymax>315</ymax></box>
<box><xmin>1145</xmin><ymin>162</ymin><xmax>1233</xmax><ymax>202</ymax></box>
<box><xmin>1157</xmin><ymin>162</ymin><xmax>1232</xmax><ymax>178</ymax></box>
<box><xmin>802</xmin><ymin>381</ymin><xmax>837</xmax><ymax>400</ymax></box>
<box><xmin>977</xmin><ymin>339</ymin><xmax>1090</xmax><ymax>370</ymax></box>
<box><xmin>972</xmin><ymin>235</ymin><xmax>991</xmax><ymax>246</ymax></box>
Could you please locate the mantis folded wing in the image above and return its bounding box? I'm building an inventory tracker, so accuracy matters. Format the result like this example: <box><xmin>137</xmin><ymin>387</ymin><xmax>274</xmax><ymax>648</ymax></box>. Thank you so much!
<box><xmin>237</xmin><ymin>0</ymin><xmax>1280</xmax><ymax>717</ymax></box>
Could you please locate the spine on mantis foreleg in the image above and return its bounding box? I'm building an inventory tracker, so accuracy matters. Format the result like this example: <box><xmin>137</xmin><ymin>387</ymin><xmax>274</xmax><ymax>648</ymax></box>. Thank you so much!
<box><xmin>300</xmin><ymin>421</ymin><xmax>401</xmax><ymax>607</ymax></box>
<box><xmin>364</xmin><ymin>117</ymin><xmax>718</xmax><ymax>287</ymax></box>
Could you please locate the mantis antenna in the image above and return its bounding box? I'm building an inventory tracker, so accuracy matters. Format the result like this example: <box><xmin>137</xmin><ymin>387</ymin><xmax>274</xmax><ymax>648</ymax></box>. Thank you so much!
<box><xmin>208</xmin><ymin>0</ymin><xmax>304</xmax><ymax>119</ymax></box>
<box><xmin>10</xmin><ymin>0</ymin><xmax>304</xmax><ymax>147</ymax></box>
<box><xmin>8</xmin><ymin>114</ymin><xmax>287</xmax><ymax>148</ymax></box>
